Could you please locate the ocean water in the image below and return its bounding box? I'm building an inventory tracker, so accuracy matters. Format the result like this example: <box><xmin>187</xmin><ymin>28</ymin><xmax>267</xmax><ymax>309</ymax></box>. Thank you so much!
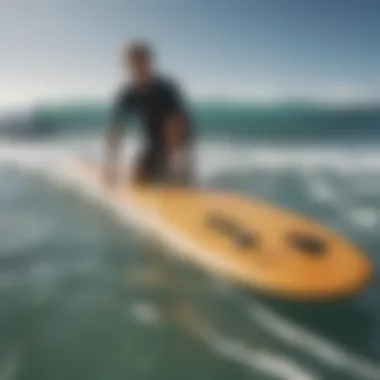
<box><xmin>0</xmin><ymin>103</ymin><xmax>380</xmax><ymax>380</ymax></box>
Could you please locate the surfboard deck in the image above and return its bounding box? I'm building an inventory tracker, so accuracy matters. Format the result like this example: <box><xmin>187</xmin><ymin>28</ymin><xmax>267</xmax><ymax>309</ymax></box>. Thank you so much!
<box><xmin>63</xmin><ymin>157</ymin><xmax>373</xmax><ymax>300</ymax></box>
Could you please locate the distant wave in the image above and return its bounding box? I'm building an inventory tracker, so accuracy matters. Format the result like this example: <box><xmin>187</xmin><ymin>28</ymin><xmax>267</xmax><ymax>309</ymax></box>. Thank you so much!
<box><xmin>1</xmin><ymin>100</ymin><xmax>380</xmax><ymax>141</ymax></box>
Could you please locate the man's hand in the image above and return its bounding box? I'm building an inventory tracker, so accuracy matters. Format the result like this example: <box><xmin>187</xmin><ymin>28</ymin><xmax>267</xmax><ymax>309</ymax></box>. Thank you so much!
<box><xmin>165</xmin><ymin>114</ymin><xmax>184</xmax><ymax>151</ymax></box>
<box><xmin>103</xmin><ymin>127</ymin><xmax>121</xmax><ymax>188</ymax></box>
<box><xmin>103</xmin><ymin>163</ymin><xmax>118</xmax><ymax>188</ymax></box>
<box><xmin>164</xmin><ymin>113</ymin><xmax>188</xmax><ymax>182</ymax></box>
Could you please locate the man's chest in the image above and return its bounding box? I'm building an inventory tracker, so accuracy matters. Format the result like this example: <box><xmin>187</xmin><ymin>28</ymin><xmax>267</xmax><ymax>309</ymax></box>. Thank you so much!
<box><xmin>133</xmin><ymin>91</ymin><xmax>168</xmax><ymax>118</ymax></box>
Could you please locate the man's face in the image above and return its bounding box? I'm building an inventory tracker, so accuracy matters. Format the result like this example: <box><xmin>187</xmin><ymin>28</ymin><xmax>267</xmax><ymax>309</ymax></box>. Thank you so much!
<box><xmin>125</xmin><ymin>53</ymin><xmax>151</xmax><ymax>83</ymax></box>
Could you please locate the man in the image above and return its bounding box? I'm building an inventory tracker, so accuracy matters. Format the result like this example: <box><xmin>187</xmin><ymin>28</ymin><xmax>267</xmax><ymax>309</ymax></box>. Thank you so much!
<box><xmin>104</xmin><ymin>41</ymin><xmax>194</xmax><ymax>186</ymax></box>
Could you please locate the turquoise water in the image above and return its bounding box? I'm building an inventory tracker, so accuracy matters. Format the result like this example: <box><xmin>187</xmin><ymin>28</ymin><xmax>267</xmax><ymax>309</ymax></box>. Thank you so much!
<box><xmin>1</xmin><ymin>102</ymin><xmax>380</xmax><ymax>380</ymax></box>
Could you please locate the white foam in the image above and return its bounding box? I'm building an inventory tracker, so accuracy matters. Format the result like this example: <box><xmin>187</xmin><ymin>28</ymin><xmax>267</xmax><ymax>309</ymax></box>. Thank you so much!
<box><xmin>0</xmin><ymin>213</ymin><xmax>52</xmax><ymax>252</ymax></box>
<box><xmin>129</xmin><ymin>303</ymin><xmax>318</xmax><ymax>380</ymax></box>
<box><xmin>129</xmin><ymin>302</ymin><xmax>162</xmax><ymax>326</ymax></box>
<box><xmin>250</xmin><ymin>303</ymin><xmax>380</xmax><ymax>380</ymax></box>
<box><xmin>4</xmin><ymin>138</ymin><xmax>380</xmax><ymax>183</ymax></box>
<box><xmin>348</xmin><ymin>208</ymin><xmax>379</xmax><ymax>230</ymax></box>
<box><xmin>0</xmin><ymin>140</ymin><xmax>70</xmax><ymax>172</ymax></box>
<box><xmin>195</xmin><ymin>142</ymin><xmax>380</xmax><ymax>183</ymax></box>
<box><xmin>199</xmin><ymin>326</ymin><xmax>318</xmax><ymax>380</ymax></box>
<box><xmin>0</xmin><ymin>346</ymin><xmax>22</xmax><ymax>380</ymax></box>
<box><xmin>307</xmin><ymin>177</ymin><xmax>338</xmax><ymax>203</ymax></box>
<box><xmin>352</xmin><ymin>177</ymin><xmax>380</xmax><ymax>197</ymax></box>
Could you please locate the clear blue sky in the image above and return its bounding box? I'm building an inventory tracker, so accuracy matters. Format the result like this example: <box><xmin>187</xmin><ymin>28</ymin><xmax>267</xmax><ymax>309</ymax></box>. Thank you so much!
<box><xmin>1</xmin><ymin>0</ymin><xmax>379</xmax><ymax>107</ymax></box>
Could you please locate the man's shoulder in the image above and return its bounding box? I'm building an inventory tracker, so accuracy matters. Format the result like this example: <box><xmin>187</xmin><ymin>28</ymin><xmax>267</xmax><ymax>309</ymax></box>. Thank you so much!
<box><xmin>114</xmin><ymin>83</ymin><xmax>137</xmax><ymax>105</ymax></box>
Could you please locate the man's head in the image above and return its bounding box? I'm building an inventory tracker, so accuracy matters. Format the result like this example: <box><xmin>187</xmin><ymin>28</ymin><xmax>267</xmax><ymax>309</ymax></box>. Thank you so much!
<box><xmin>123</xmin><ymin>41</ymin><xmax>154</xmax><ymax>84</ymax></box>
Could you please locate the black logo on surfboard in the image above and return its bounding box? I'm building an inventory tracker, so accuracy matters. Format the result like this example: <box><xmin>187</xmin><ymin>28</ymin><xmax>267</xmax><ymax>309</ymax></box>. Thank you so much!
<box><xmin>206</xmin><ymin>212</ymin><xmax>327</xmax><ymax>257</ymax></box>
<box><xmin>205</xmin><ymin>212</ymin><xmax>258</xmax><ymax>249</ymax></box>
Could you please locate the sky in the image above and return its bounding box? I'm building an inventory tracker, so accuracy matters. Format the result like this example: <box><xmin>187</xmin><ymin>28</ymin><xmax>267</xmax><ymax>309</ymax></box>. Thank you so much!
<box><xmin>1</xmin><ymin>0</ymin><xmax>379</xmax><ymax>108</ymax></box>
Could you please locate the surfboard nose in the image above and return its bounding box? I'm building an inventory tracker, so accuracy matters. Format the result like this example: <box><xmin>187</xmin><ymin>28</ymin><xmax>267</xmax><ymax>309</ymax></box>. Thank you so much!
<box><xmin>271</xmin><ymin>249</ymin><xmax>373</xmax><ymax>300</ymax></box>
<box><xmin>323</xmin><ymin>253</ymin><xmax>373</xmax><ymax>298</ymax></box>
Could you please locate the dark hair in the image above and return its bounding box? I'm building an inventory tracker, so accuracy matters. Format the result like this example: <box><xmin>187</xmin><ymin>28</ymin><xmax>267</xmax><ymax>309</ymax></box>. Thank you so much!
<box><xmin>124</xmin><ymin>40</ymin><xmax>154</xmax><ymax>62</ymax></box>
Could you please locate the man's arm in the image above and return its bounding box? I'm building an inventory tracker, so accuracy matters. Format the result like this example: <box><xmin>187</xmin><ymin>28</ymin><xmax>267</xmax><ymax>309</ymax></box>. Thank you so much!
<box><xmin>162</xmin><ymin>81</ymin><xmax>189</xmax><ymax>151</ymax></box>
<box><xmin>104</xmin><ymin>124</ymin><xmax>122</xmax><ymax>186</ymax></box>
<box><xmin>162</xmin><ymin>81</ymin><xmax>193</xmax><ymax>183</ymax></box>
<box><xmin>103</xmin><ymin>90</ymin><xmax>129</xmax><ymax>186</ymax></box>
<box><xmin>165</xmin><ymin>113</ymin><xmax>188</xmax><ymax>151</ymax></box>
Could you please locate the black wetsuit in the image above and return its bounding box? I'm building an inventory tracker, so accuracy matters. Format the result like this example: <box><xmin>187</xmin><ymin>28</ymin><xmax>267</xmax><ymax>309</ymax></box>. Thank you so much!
<box><xmin>111</xmin><ymin>77</ymin><xmax>193</xmax><ymax>183</ymax></box>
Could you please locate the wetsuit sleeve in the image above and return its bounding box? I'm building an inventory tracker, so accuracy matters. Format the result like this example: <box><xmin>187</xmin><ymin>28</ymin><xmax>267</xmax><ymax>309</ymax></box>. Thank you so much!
<box><xmin>162</xmin><ymin>81</ymin><xmax>193</xmax><ymax>145</ymax></box>
<box><xmin>162</xmin><ymin>81</ymin><xmax>186</xmax><ymax>116</ymax></box>
<box><xmin>110</xmin><ymin>88</ymin><xmax>134</xmax><ymax>133</ymax></box>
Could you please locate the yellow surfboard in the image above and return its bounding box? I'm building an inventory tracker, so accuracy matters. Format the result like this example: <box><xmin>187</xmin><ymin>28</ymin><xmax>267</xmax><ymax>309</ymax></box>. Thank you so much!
<box><xmin>63</xmin><ymin>157</ymin><xmax>373</xmax><ymax>300</ymax></box>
